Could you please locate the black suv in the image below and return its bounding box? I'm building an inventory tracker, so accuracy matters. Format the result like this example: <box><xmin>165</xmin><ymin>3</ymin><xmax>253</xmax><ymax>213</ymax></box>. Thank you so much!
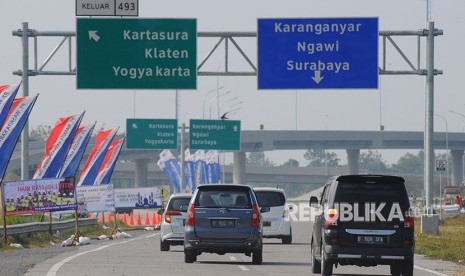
<box><xmin>310</xmin><ymin>175</ymin><xmax>414</xmax><ymax>276</ymax></box>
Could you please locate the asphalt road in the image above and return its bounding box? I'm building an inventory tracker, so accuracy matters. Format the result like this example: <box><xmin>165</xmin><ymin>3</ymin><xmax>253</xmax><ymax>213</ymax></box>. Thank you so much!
<box><xmin>25</xmin><ymin>221</ymin><xmax>448</xmax><ymax>276</ymax></box>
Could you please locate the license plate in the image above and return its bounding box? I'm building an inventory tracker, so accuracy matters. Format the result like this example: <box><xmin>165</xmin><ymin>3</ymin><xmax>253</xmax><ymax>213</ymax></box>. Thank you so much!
<box><xmin>357</xmin><ymin>235</ymin><xmax>384</xmax><ymax>245</ymax></box>
<box><xmin>211</xmin><ymin>219</ymin><xmax>235</xmax><ymax>228</ymax></box>
<box><xmin>263</xmin><ymin>221</ymin><xmax>271</xmax><ymax>227</ymax></box>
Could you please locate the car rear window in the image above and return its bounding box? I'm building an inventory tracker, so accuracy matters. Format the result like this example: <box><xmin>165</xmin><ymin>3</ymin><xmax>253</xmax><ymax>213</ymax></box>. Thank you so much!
<box><xmin>334</xmin><ymin>182</ymin><xmax>409</xmax><ymax>210</ymax></box>
<box><xmin>255</xmin><ymin>191</ymin><xmax>285</xmax><ymax>207</ymax></box>
<box><xmin>168</xmin><ymin>197</ymin><xmax>191</xmax><ymax>212</ymax></box>
<box><xmin>195</xmin><ymin>187</ymin><xmax>251</xmax><ymax>208</ymax></box>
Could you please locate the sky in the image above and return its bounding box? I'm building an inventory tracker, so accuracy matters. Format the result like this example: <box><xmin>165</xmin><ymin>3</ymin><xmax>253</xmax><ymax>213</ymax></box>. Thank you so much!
<box><xmin>0</xmin><ymin>0</ymin><xmax>464</xmax><ymax>166</ymax></box>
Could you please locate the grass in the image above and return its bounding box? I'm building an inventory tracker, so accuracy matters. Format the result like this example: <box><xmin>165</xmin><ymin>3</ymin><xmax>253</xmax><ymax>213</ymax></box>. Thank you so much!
<box><xmin>415</xmin><ymin>214</ymin><xmax>465</xmax><ymax>265</ymax></box>
<box><xmin>0</xmin><ymin>220</ymin><xmax>134</xmax><ymax>251</ymax></box>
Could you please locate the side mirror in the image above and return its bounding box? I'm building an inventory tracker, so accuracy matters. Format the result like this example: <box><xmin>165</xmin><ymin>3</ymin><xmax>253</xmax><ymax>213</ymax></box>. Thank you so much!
<box><xmin>260</xmin><ymin>206</ymin><xmax>271</xmax><ymax>213</ymax></box>
<box><xmin>157</xmin><ymin>209</ymin><xmax>165</xmax><ymax>215</ymax></box>
<box><xmin>309</xmin><ymin>196</ymin><xmax>319</xmax><ymax>208</ymax></box>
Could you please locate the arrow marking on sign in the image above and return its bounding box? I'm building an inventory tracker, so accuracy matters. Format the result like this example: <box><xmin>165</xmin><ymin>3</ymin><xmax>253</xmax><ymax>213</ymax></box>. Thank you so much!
<box><xmin>88</xmin><ymin>31</ymin><xmax>100</xmax><ymax>42</ymax></box>
<box><xmin>233</xmin><ymin>126</ymin><xmax>239</xmax><ymax>132</ymax></box>
<box><xmin>132</xmin><ymin>123</ymin><xmax>138</xmax><ymax>129</ymax></box>
<box><xmin>312</xmin><ymin>70</ymin><xmax>324</xmax><ymax>84</ymax></box>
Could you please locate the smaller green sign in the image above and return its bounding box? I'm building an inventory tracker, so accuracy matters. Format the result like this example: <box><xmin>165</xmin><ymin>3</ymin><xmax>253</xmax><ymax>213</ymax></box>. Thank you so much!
<box><xmin>189</xmin><ymin>119</ymin><xmax>241</xmax><ymax>150</ymax></box>
<box><xmin>127</xmin><ymin>119</ymin><xmax>178</xmax><ymax>149</ymax></box>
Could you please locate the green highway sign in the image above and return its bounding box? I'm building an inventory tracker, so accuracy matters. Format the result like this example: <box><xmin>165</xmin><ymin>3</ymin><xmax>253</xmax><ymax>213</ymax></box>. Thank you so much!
<box><xmin>126</xmin><ymin>119</ymin><xmax>178</xmax><ymax>149</ymax></box>
<box><xmin>435</xmin><ymin>159</ymin><xmax>446</xmax><ymax>172</ymax></box>
<box><xmin>189</xmin><ymin>119</ymin><xmax>241</xmax><ymax>151</ymax></box>
<box><xmin>77</xmin><ymin>18</ymin><xmax>197</xmax><ymax>89</ymax></box>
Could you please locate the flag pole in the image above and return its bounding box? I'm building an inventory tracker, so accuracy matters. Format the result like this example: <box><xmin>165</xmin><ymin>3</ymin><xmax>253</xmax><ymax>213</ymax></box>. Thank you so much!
<box><xmin>1</xmin><ymin>185</ymin><xmax>7</xmax><ymax>245</ymax></box>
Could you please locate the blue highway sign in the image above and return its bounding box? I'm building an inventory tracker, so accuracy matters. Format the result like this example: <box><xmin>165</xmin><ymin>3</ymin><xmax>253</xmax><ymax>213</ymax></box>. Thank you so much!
<box><xmin>258</xmin><ymin>18</ymin><xmax>379</xmax><ymax>89</ymax></box>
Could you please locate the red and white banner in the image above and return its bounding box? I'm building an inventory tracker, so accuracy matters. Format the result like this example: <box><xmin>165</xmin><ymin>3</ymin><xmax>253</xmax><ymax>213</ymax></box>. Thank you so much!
<box><xmin>78</xmin><ymin>128</ymin><xmax>117</xmax><ymax>186</ymax></box>
<box><xmin>33</xmin><ymin>113</ymin><xmax>84</xmax><ymax>179</ymax></box>
<box><xmin>94</xmin><ymin>138</ymin><xmax>125</xmax><ymax>185</ymax></box>
<box><xmin>60</xmin><ymin>123</ymin><xmax>96</xmax><ymax>178</ymax></box>
<box><xmin>0</xmin><ymin>95</ymin><xmax>38</xmax><ymax>179</ymax></box>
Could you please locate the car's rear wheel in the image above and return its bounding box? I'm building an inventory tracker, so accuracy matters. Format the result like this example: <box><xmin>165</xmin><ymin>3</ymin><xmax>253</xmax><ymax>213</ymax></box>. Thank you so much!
<box><xmin>252</xmin><ymin>249</ymin><xmax>263</xmax><ymax>264</ymax></box>
<box><xmin>160</xmin><ymin>239</ymin><xmax>170</xmax><ymax>251</ymax></box>
<box><xmin>311</xmin><ymin>240</ymin><xmax>321</xmax><ymax>273</ymax></box>
<box><xmin>282</xmin><ymin>229</ymin><xmax>292</xmax><ymax>244</ymax></box>
<box><xmin>184</xmin><ymin>250</ymin><xmax>197</xmax><ymax>263</ymax></box>
<box><xmin>321</xmin><ymin>242</ymin><xmax>333</xmax><ymax>276</ymax></box>
<box><xmin>401</xmin><ymin>260</ymin><xmax>414</xmax><ymax>276</ymax></box>
<box><xmin>390</xmin><ymin>263</ymin><xmax>401</xmax><ymax>276</ymax></box>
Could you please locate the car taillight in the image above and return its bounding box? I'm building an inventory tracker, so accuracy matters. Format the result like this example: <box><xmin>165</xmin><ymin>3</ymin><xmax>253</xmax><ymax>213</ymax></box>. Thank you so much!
<box><xmin>165</xmin><ymin>210</ymin><xmax>181</xmax><ymax>223</ymax></box>
<box><xmin>251</xmin><ymin>204</ymin><xmax>260</xmax><ymax>227</ymax></box>
<box><xmin>325</xmin><ymin>208</ymin><xmax>338</xmax><ymax>227</ymax></box>
<box><xmin>283</xmin><ymin>210</ymin><xmax>289</xmax><ymax>218</ymax></box>
<box><xmin>186</xmin><ymin>203</ymin><xmax>195</xmax><ymax>226</ymax></box>
<box><xmin>404</xmin><ymin>215</ymin><xmax>414</xmax><ymax>228</ymax></box>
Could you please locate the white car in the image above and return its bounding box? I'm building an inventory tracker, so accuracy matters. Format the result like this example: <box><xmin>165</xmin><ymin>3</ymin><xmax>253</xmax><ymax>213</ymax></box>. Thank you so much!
<box><xmin>159</xmin><ymin>194</ymin><xmax>192</xmax><ymax>251</ymax></box>
<box><xmin>254</xmin><ymin>187</ymin><xmax>292</xmax><ymax>244</ymax></box>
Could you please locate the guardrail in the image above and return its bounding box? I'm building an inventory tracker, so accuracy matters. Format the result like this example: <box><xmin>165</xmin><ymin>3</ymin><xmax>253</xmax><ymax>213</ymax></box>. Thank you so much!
<box><xmin>4</xmin><ymin>218</ymin><xmax>98</xmax><ymax>235</ymax></box>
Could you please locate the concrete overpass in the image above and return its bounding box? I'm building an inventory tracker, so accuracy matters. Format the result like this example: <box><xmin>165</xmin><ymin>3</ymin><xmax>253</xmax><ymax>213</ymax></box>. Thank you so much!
<box><xmin>6</xmin><ymin>130</ymin><xmax>465</xmax><ymax>186</ymax></box>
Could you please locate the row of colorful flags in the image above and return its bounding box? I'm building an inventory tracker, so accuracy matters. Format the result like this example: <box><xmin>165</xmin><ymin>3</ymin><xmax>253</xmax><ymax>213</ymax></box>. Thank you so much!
<box><xmin>0</xmin><ymin>83</ymin><xmax>124</xmax><ymax>186</ymax></box>
<box><xmin>157</xmin><ymin>149</ymin><xmax>221</xmax><ymax>193</ymax></box>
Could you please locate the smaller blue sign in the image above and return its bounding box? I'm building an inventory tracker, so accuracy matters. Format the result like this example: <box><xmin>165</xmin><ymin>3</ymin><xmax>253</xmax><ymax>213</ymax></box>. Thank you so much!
<box><xmin>258</xmin><ymin>18</ymin><xmax>379</xmax><ymax>89</ymax></box>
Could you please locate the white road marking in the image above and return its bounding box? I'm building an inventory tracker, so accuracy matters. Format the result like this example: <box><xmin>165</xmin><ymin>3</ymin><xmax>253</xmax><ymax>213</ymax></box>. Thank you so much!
<box><xmin>414</xmin><ymin>265</ymin><xmax>449</xmax><ymax>276</ymax></box>
<box><xmin>229</xmin><ymin>256</ymin><xmax>237</xmax><ymax>261</ymax></box>
<box><xmin>238</xmin><ymin>265</ymin><xmax>249</xmax><ymax>271</ymax></box>
<box><xmin>146</xmin><ymin>233</ymin><xmax>160</xmax><ymax>238</ymax></box>
<box><xmin>46</xmin><ymin>233</ymin><xmax>157</xmax><ymax>276</ymax></box>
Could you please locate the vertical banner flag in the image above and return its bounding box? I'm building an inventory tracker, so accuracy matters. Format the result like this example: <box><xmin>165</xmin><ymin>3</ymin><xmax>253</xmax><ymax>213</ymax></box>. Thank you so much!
<box><xmin>0</xmin><ymin>95</ymin><xmax>38</xmax><ymax>179</ymax></box>
<box><xmin>184</xmin><ymin>149</ymin><xmax>196</xmax><ymax>193</ymax></box>
<box><xmin>60</xmin><ymin>123</ymin><xmax>96</xmax><ymax>177</ymax></box>
<box><xmin>206</xmin><ymin>150</ymin><xmax>221</xmax><ymax>184</ymax></box>
<box><xmin>193</xmin><ymin>150</ymin><xmax>207</xmax><ymax>186</ymax></box>
<box><xmin>33</xmin><ymin>113</ymin><xmax>84</xmax><ymax>179</ymax></box>
<box><xmin>157</xmin><ymin>150</ymin><xmax>181</xmax><ymax>193</ymax></box>
<box><xmin>78</xmin><ymin>128</ymin><xmax>117</xmax><ymax>186</ymax></box>
<box><xmin>2</xmin><ymin>177</ymin><xmax>76</xmax><ymax>215</ymax></box>
<box><xmin>0</xmin><ymin>84</ymin><xmax>20</xmax><ymax>128</ymax></box>
<box><xmin>94</xmin><ymin>138</ymin><xmax>125</xmax><ymax>185</ymax></box>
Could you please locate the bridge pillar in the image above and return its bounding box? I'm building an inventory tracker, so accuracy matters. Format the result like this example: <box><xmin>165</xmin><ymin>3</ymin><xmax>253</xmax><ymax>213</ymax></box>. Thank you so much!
<box><xmin>346</xmin><ymin>149</ymin><xmax>360</xmax><ymax>175</ymax></box>
<box><xmin>233</xmin><ymin>152</ymin><xmax>246</xmax><ymax>184</ymax></box>
<box><xmin>134</xmin><ymin>158</ymin><xmax>148</xmax><ymax>188</ymax></box>
<box><xmin>450</xmin><ymin>150</ymin><xmax>463</xmax><ymax>186</ymax></box>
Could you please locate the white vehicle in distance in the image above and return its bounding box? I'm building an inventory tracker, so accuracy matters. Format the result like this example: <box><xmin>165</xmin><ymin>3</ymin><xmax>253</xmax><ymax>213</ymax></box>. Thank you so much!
<box><xmin>158</xmin><ymin>193</ymin><xmax>192</xmax><ymax>251</ymax></box>
<box><xmin>253</xmin><ymin>187</ymin><xmax>292</xmax><ymax>244</ymax></box>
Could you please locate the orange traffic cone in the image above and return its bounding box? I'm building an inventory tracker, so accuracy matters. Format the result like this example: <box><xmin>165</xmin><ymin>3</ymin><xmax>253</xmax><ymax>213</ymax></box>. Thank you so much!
<box><xmin>122</xmin><ymin>212</ymin><xmax>127</xmax><ymax>224</ymax></box>
<box><xmin>152</xmin><ymin>213</ymin><xmax>157</xmax><ymax>225</ymax></box>
<box><xmin>155</xmin><ymin>213</ymin><xmax>161</xmax><ymax>225</ymax></box>
<box><xmin>144</xmin><ymin>212</ymin><xmax>150</xmax><ymax>225</ymax></box>
<box><xmin>129</xmin><ymin>212</ymin><xmax>135</xmax><ymax>226</ymax></box>
<box><xmin>107</xmin><ymin>212</ymin><xmax>112</xmax><ymax>222</ymax></box>
<box><xmin>99</xmin><ymin>213</ymin><xmax>104</xmax><ymax>224</ymax></box>
<box><xmin>136</xmin><ymin>212</ymin><xmax>142</xmax><ymax>226</ymax></box>
<box><xmin>116</xmin><ymin>213</ymin><xmax>120</xmax><ymax>221</ymax></box>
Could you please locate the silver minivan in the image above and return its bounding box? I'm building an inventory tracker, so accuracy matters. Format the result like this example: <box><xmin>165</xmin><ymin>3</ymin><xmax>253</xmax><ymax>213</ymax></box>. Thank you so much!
<box><xmin>159</xmin><ymin>194</ymin><xmax>192</xmax><ymax>251</ymax></box>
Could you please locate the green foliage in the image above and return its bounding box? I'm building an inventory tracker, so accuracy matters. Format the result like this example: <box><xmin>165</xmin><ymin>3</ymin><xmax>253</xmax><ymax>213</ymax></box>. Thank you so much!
<box><xmin>391</xmin><ymin>150</ymin><xmax>424</xmax><ymax>174</ymax></box>
<box><xmin>359</xmin><ymin>150</ymin><xmax>389</xmax><ymax>173</ymax></box>
<box><xmin>280</xmin><ymin>159</ymin><xmax>300</xmax><ymax>167</ymax></box>
<box><xmin>246</xmin><ymin>152</ymin><xmax>275</xmax><ymax>167</ymax></box>
<box><xmin>304</xmin><ymin>148</ymin><xmax>340</xmax><ymax>167</ymax></box>
<box><xmin>415</xmin><ymin>215</ymin><xmax>465</xmax><ymax>264</ymax></box>
<box><xmin>29</xmin><ymin>125</ymin><xmax>51</xmax><ymax>141</ymax></box>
